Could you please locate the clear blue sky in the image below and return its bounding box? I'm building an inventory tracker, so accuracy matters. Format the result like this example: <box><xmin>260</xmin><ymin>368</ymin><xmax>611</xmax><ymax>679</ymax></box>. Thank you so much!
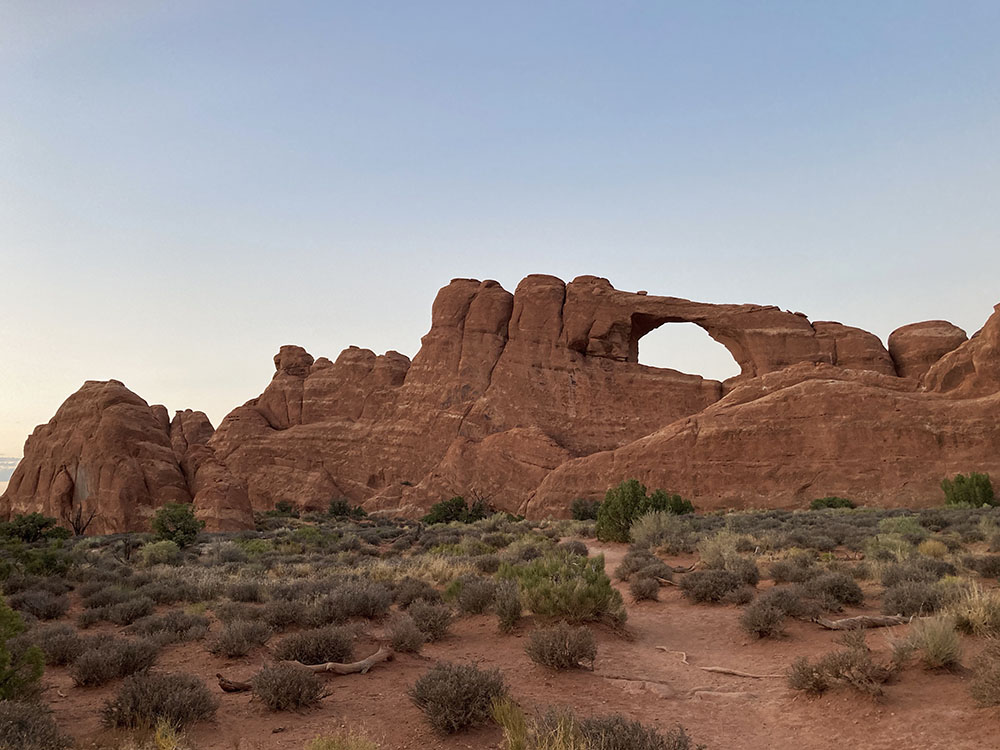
<box><xmin>2</xmin><ymin>1</ymin><xmax>999</xmax><ymax>457</ymax></box>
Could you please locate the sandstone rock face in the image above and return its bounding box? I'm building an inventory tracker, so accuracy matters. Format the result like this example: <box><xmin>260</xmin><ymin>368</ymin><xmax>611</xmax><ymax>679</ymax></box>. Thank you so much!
<box><xmin>0</xmin><ymin>383</ymin><xmax>252</xmax><ymax>534</ymax></box>
<box><xmin>4</xmin><ymin>276</ymin><xmax>999</xmax><ymax>531</ymax></box>
<box><xmin>888</xmin><ymin>321</ymin><xmax>968</xmax><ymax>380</ymax></box>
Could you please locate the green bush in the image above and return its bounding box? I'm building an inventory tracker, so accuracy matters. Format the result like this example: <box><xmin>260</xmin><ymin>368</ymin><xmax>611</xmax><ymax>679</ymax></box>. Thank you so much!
<box><xmin>943</xmin><ymin>473</ymin><xmax>995</xmax><ymax>507</ymax></box>
<box><xmin>526</xmin><ymin>623</ymin><xmax>596</xmax><ymax>669</ymax></box>
<box><xmin>629</xmin><ymin>510</ymin><xmax>695</xmax><ymax>553</ymax></box>
<box><xmin>805</xmin><ymin>572</ymin><xmax>863</xmax><ymax>611</ymax></box>
<box><xmin>138</xmin><ymin>540</ymin><xmax>182</xmax><ymax>566</ymax></box>
<box><xmin>422</xmin><ymin>496</ymin><xmax>493</xmax><ymax>525</ymax></box>
<box><xmin>494</xmin><ymin>580</ymin><xmax>522</xmax><ymax>633</ymax></box>
<box><xmin>252</xmin><ymin>663</ymin><xmax>324</xmax><ymax>710</ymax></box>
<box><xmin>151</xmin><ymin>503</ymin><xmax>205</xmax><ymax>548</ymax></box>
<box><xmin>500</xmin><ymin>552</ymin><xmax>626</xmax><ymax>625</ymax></box>
<box><xmin>0</xmin><ymin>595</ymin><xmax>44</xmax><ymax>700</ymax></box>
<box><xmin>102</xmin><ymin>671</ymin><xmax>217</xmax><ymax>728</ymax></box>
<box><xmin>0</xmin><ymin>513</ymin><xmax>70</xmax><ymax>543</ymax></box>
<box><xmin>0</xmin><ymin>702</ymin><xmax>71</xmax><ymax>750</ymax></box>
<box><xmin>629</xmin><ymin>577</ymin><xmax>660</xmax><ymax>602</ymax></box>
<box><xmin>409</xmin><ymin>661</ymin><xmax>508</xmax><ymax>733</ymax></box>
<box><xmin>328</xmin><ymin>499</ymin><xmax>367</xmax><ymax>519</ymax></box>
<box><xmin>810</xmin><ymin>496</ymin><xmax>856</xmax><ymax>510</ymax></box>
<box><xmin>595</xmin><ymin>480</ymin><xmax>693</xmax><ymax>543</ymax></box>
<box><xmin>570</xmin><ymin>498</ymin><xmax>601</xmax><ymax>521</ymax></box>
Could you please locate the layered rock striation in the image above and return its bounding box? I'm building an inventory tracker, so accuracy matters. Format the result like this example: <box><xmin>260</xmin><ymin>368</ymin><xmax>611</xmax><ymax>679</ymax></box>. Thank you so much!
<box><xmin>3</xmin><ymin>276</ymin><xmax>998</xmax><ymax>531</ymax></box>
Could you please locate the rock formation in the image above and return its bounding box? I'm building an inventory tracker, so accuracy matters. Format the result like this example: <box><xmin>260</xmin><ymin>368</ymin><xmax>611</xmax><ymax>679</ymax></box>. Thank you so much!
<box><xmin>3</xmin><ymin>275</ymin><xmax>999</xmax><ymax>532</ymax></box>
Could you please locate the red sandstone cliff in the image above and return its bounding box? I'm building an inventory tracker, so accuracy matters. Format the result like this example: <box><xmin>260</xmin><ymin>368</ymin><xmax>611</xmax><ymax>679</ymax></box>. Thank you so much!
<box><xmin>2</xmin><ymin>275</ymin><xmax>997</xmax><ymax>532</ymax></box>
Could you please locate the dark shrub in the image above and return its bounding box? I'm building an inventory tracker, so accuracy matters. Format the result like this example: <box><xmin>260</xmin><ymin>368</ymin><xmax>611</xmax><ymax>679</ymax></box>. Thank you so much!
<box><xmin>251</xmin><ymin>663</ymin><xmax>324</xmax><ymax>710</ymax></box>
<box><xmin>449</xmin><ymin>576</ymin><xmax>496</xmax><ymax>615</ymax></box>
<box><xmin>262</xmin><ymin>599</ymin><xmax>308</xmax><ymax>630</ymax></box>
<box><xmin>30</xmin><ymin>623</ymin><xmax>88</xmax><ymax>665</ymax></box>
<box><xmin>942</xmin><ymin>472</ymin><xmax>995</xmax><ymax>507</ymax></box>
<box><xmin>769</xmin><ymin>555</ymin><xmax>819</xmax><ymax>584</ymax></box>
<box><xmin>81</xmin><ymin>586</ymin><xmax>131</xmax><ymax>610</ymax></box>
<box><xmin>0</xmin><ymin>513</ymin><xmax>68</xmax><ymax>543</ymax></box>
<box><xmin>388</xmin><ymin>613</ymin><xmax>426</xmax><ymax>653</ymax></box>
<box><xmin>570</xmin><ymin>498</ymin><xmax>601</xmax><ymax>521</ymax></box>
<box><xmin>409</xmin><ymin>661</ymin><xmax>508</xmax><ymax>733</ymax></box>
<box><xmin>208</xmin><ymin>619</ymin><xmax>272</xmax><ymax>658</ymax></box>
<box><xmin>273</xmin><ymin>626</ymin><xmax>353</xmax><ymax>665</ymax></box>
<box><xmin>0</xmin><ymin>596</ymin><xmax>44</xmax><ymax>700</ymax></box>
<box><xmin>967</xmin><ymin>554</ymin><xmax>1000</xmax><ymax>578</ymax></box>
<box><xmin>755</xmin><ymin>585</ymin><xmax>818</xmax><ymax>619</ymax></box>
<box><xmin>423</xmin><ymin>496</ymin><xmax>492</xmax><ymax>525</ymax></box>
<box><xmin>577</xmin><ymin>714</ymin><xmax>696</xmax><ymax>750</ymax></box>
<box><xmin>8</xmin><ymin>590</ymin><xmax>69</xmax><ymax>621</ymax></box>
<box><xmin>558</xmin><ymin>540</ymin><xmax>589</xmax><ymax>557</ymax></box>
<box><xmin>970</xmin><ymin>640</ymin><xmax>1000</xmax><ymax>706</ymax></box>
<box><xmin>805</xmin><ymin>572</ymin><xmax>863</xmax><ymax>610</ymax></box>
<box><xmin>615</xmin><ymin>548</ymin><xmax>672</xmax><ymax>582</ymax></box>
<box><xmin>212</xmin><ymin>601</ymin><xmax>261</xmax><ymax>623</ymax></box>
<box><xmin>679</xmin><ymin>570</ymin><xmax>743</xmax><ymax>604</ymax></box>
<box><xmin>726</xmin><ymin>555</ymin><xmax>761</xmax><ymax>586</ymax></box>
<box><xmin>102</xmin><ymin>671</ymin><xmax>217</xmax><ymax>728</ymax></box>
<box><xmin>630</xmin><ymin>577</ymin><xmax>660</xmax><ymax>602</ymax></box>
<box><xmin>526</xmin><ymin>623</ymin><xmax>596</xmax><ymax>669</ymax></box>
<box><xmin>787</xmin><ymin>656</ymin><xmax>830</xmax><ymax>694</ymax></box>
<box><xmin>310</xmin><ymin>581</ymin><xmax>392</xmax><ymax>624</ymax></box>
<box><xmin>394</xmin><ymin>577</ymin><xmax>442</xmax><ymax>609</ymax></box>
<box><xmin>408</xmin><ymin>600</ymin><xmax>453</xmax><ymax>641</ymax></box>
<box><xmin>881</xmin><ymin>581</ymin><xmax>942</xmax><ymax>617</ymax></box>
<box><xmin>596</xmin><ymin>480</ymin><xmax>693</xmax><ymax>543</ymax></box>
<box><xmin>494</xmin><ymin>580</ymin><xmax>522</xmax><ymax>633</ymax></box>
<box><xmin>151</xmin><ymin>503</ymin><xmax>205</xmax><ymax>548</ymax></box>
<box><xmin>70</xmin><ymin>637</ymin><xmax>158</xmax><ymax>687</ymax></box>
<box><xmin>740</xmin><ymin>600</ymin><xmax>786</xmax><ymax>638</ymax></box>
<box><xmin>810</xmin><ymin>496</ymin><xmax>856</xmax><ymax>510</ymax></box>
<box><xmin>0</xmin><ymin>702</ymin><xmax>71</xmax><ymax>750</ymax></box>
<box><xmin>107</xmin><ymin>597</ymin><xmax>155</xmax><ymax>626</ymax></box>
<box><xmin>880</xmin><ymin>559</ymin><xmax>954</xmax><ymax>587</ymax></box>
<box><xmin>228</xmin><ymin>580</ymin><xmax>264</xmax><ymax>603</ymax></box>
<box><xmin>473</xmin><ymin>554</ymin><xmax>502</xmax><ymax>574</ymax></box>
<box><xmin>129</xmin><ymin>610</ymin><xmax>209</xmax><ymax>644</ymax></box>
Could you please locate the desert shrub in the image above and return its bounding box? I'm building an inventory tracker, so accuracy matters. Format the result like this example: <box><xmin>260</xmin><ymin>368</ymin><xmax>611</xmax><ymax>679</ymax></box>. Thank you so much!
<box><xmin>409</xmin><ymin>661</ymin><xmax>508</xmax><ymax>733</ymax></box>
<box><xmin>29</xmin><ymin>623</ymin><xmax>87</xmax><ymax>666</ymax></box>
<box><xmin>212</xmin><ymin>600</ymin><xmax>261</xmax><ymax>624</ymax></box>
<box><xmin>809</xmin><ymin>496</ymin><xmax>855</xmax><ymax>510</ymax></box>
<box><xmin>394</xmin><ymin>577</ymin><xmax>442</xmax><ymax>609</ymax></box>
<box><xmin>228</xmin><ymin>580</ymin><xmax>264</xmax><ymax>603</ymax></box>
<box><xmin>274</xmin><ymin>626</ymin><xmax>353</xmax><ymax>665</ymax></box>
<box><xmin>787</xmin><ymin>656</ymin><xmax>830</xmax><ymax>694</ymax></box>
<box><xmin>102</xmin><ymin>671</ymin><xmax>217</xmax><ymax>728</ymax></box>
<box><xmin>8</xmin><ymin>589</ymin><xmax>69</xmax><ymax>620</ymax></box>
<box><xmin>577</xmin><ymin>714</ymin><xmax>696</xmax><ymax>750</ymax></box>
<box><xmin>0</xmin><ymin>596</ymin><xmax>43</xmax><ymax>700</ymax></box>
<box><xmin>251</xmin><ymin>663</ymin><xmax>324</xmax><ymax>710</ymax></box>
<box><xmin>965</xmin><ymin>554</ymin><xmax>1000</xmax><ymax>579</ymax></box>
<box><xmin>259</xmin><ymin>598</ymin><xmax>306</xmax><ymax>630</ymax></box>
<box><xmin>388</xmin><ymin>613</ymin><xmax>426</xmax><ymax>653</ymax></box>
<box><xmin>768</xmin><ymin>554</ymin><xmax>819</xmax><ymax>583</ymax></box>
<box><xmin>558</xmin><ymin>540</ymin><xmax>589</xmax><ymax>557</ymax></box>
<box><xmin>408</xmin><ymin>600</ymin><xmax>453</xmax><ymax>641</ymax></box>
<box><xmin>526</xmin><ymin>623</ymin><xmax>596</xmax><ymax>669</ymax></box>
<box><xmin>208</xmin><ymin>619</ymin><xmax>272</xmax><ymax>657</ymax></box>
<box><xmin>107</xmin><ymin>596</ymin><xmax>155</xmax><ymax>626</ymax></box>
<box><xmin>423</xmin><ymin>497</ymin><xmax>492</xmax><ymax>525</ymax></box>
<box><xmin>448</xmin><ymin>576</ymin><xmax>496</xmax><ymax>615</ymax></box>
<box><xmin>151</xmin><ymin>503</ymin><xmax>204</xmax><ymax>548</ymax></box>
<box><xmin>614</xmin><ymin>548</ymin><xmax>671</xmax><ymax>582</ymax></box>
<box><xmin>679</xmin><ymin>570</ymin><xmax>743</xmax><ymax>604</ymax></box>
<box><xmin>878</xmin><ymin>515</ymin><xmax>929</xmax><ymax>544</ymax></box>
<box><xmin>942</xmin><ymin>472</ymin><xmax>995</xmax><ymax>507</ymax></box>
<box><xmin>494</xmin><ymin>580</ymin><xmax>522</xmax><ymax>633</ymax></box>
<box><xmin>882</xmin><ymin>581</ymin><xmax>942</xmax><ymax>617</ymax></box>
<box><xmin>501</xmin><ymin>552</ymin><xmax>626</xmax><ymax>625</ymax></box>
<box><xmin>880</xmin><ymin>559</ymin><xmax>954</xmax><ymax>587</ymax></box>
<box><xmin>739</xmin><ymin>599</ymin><xmax>786</xmax><ymax>638</ymax></box>
<box><xmin>0</xmin><ymin>702</ymin><xmax>71</xmax><ymax>750</ymax></box>
<box><xmin>129</xmin><ymin>610</ymin><xmax>209</xmax><ymax>644</ymax></box>
<box><xmin>947</xmin><ymin>582</ymin><xmax>1000</xmax><ymax>636</ymax></box>
<box><xmin>909</xmin><ymin>615</ymin><xmax>962</xmax><ymax>670</ymax></box>
<box><xmin>138</xmin><ymin>540</ymin><xmax>182</xmax><ymax>567</ymax></box>
<box><xmin>629</xmin><ymin>577</ymin><xmax>660</xmax><ymax>602</ymax></box>
<box><xmin>570</xmin><ymin>498</ymin><xmax>601</xmax><ymax>521</ymax></box>
<box><xmin>596</xmin><ymin>480</ymin><xmax>693</xmax><ymax>543</ymax></box>
<box><xmin>917</xmin><ymin>539</ymin><xmax>949</xmax><ymax>559</ymax></box>
<box><xmin>970</xmin><ymin>640</ymin><xmax>1000</xmax><ymax>706</ymax></box>
<box><xmin>81</xmin><ymin>586</ymin><xmax>132</xmax><ymax>610</ymax></box>
<box><xmin>756</xmin><ymin>584</ymin><xmax>819</xmax><ymax>619</ymax></box>
<box><xmin>805</xmin><ymin>572</ymin><xmax>863</xmax><ymax>610</ymax></box>
<box><xmin>70</xmin><ymin>636</ymin><xmax>158</xmax><ymax>686</ymax></box>
<box><xmin>311</xmin><ymin>581</ymin><xmax>392</xmax><ymax>624</ymax></box>
<box><xmin>473</xmin><ymin>554</ymin><xmax>502</xmax><ymax>574</ymax></box>
<box><xmin>0</xmin><ymin>513</ymin><xmax>68</xmax><ymax>543</ymax></box>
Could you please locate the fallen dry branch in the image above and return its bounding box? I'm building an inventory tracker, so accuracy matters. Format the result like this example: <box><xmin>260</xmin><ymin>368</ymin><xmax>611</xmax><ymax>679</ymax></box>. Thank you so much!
<box><xmin>655</xmin><ymin>577</ymin><xmax>679</xmax><ymax>587</ymax></box>
<box><xmin>814</xmin><ymin>615</ymin><xmax>909</xmax><ymax>630</ymax></box>
<box><xmin>697</xmin><ymin>667</ymin><xmax>782</xmax><ymax>679</ymax></box>
<box><xmin>294</xmin><ymin>647</ymin><xmax>394</xmax><ymax>674</ymax></box>
<box><xmin>216</xmin><ymin>674</ymin><xmax>252</xmax><ymax>693</ymax></box>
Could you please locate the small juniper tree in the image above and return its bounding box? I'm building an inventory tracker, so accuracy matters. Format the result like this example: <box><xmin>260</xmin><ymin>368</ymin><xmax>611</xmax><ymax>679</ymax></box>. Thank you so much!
<box><xmin>151</xmin><ymin>503</ymin><xmax>204</xmax><ymax>548</ymax></box>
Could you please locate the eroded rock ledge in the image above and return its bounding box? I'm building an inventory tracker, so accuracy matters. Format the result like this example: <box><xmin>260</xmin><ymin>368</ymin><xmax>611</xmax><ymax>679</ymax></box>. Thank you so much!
<box><xmin>3</xmin><ymin>276</ymin><xmax>998</xmax><ymax>532</ymax></box>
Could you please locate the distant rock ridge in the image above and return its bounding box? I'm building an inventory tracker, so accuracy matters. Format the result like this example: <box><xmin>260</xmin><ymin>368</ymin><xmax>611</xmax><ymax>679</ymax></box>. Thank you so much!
<box><xmin>3</xmin><ymin>275</ymin><xmax>999</xmax><ymax>533</ymax></box>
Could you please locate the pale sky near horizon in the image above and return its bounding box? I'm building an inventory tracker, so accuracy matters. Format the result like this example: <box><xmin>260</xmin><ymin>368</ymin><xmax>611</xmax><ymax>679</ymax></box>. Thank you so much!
<box><xmin>2</xmin><ymin>1</ymin><xmax>999</xmax><ymax>460</ymax></box>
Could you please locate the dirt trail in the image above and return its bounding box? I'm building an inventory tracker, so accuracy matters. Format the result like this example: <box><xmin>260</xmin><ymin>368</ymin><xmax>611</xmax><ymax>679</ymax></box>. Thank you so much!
<box><xmin>46</xmin><ymin>542</ymin><xmax>999</xmax><ymax>749</ymax></box>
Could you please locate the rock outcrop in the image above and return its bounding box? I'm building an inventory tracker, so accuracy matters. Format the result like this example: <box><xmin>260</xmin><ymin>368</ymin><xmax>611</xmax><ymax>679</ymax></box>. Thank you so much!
<box><xmin>3</xmin><ymin>275</ymin><xmax>999</xmax><ymax>531</ymax></box>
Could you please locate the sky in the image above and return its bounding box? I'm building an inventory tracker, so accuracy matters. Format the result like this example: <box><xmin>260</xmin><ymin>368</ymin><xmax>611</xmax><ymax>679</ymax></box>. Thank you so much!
<box><xmin>1</xmin><ymin>1</ymin><xmax>999</xmax><ymax>459</ymax></box>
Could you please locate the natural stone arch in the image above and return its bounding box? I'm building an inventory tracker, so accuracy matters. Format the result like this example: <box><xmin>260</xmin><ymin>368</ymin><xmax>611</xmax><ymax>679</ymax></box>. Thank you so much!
<box><xmin>631</xmin><ymin>317</ymin><xmax>742</xmax><ymax>381</ymax></box>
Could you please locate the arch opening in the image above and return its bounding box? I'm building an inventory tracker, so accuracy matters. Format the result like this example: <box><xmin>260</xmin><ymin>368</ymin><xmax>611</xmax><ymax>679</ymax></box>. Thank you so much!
<box><xmin>635</xmin><ymin>321</ymin><xmax>742</xmax><ymax>381</ymax></box>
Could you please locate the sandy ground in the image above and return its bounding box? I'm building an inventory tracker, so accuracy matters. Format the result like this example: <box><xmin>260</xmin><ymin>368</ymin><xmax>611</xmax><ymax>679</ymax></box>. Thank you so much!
<box><xmin>45</xmin><ymin>541</ymin><xmax>1000</xmax><ymax>750</ymax></box>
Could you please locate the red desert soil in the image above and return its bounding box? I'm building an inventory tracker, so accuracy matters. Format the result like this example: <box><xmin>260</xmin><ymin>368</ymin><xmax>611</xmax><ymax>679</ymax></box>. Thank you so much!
<box><xmin>48</xmin><ymin>541</ymin><xmax>998</xmax><ymax>750</ymax></box>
